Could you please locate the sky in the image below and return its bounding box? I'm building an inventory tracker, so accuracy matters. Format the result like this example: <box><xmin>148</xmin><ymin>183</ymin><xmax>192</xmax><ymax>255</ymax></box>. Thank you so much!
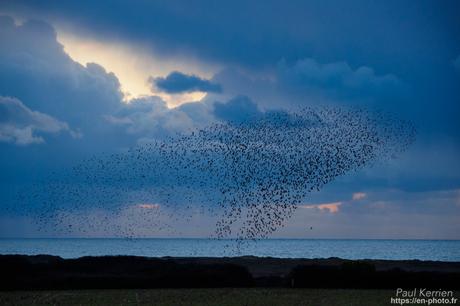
<box><xmin>0</xmin><ymin>0</ymin><xmax>459</xmax><ymax>239</ymax></box>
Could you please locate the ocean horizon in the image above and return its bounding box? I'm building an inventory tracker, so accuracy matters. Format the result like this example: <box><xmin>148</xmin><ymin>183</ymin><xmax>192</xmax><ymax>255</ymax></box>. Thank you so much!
<box><xmin>1</xmin><ymin>238</ymin><xmax>459</xmax><ymax>261</ymax></box>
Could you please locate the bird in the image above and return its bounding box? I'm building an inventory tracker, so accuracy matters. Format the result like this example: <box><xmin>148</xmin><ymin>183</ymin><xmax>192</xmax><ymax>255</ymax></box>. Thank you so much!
<box><xmin>17</xmin><ymin>106</ymin><xmax>416</xmax><ymax>250</ymax></box>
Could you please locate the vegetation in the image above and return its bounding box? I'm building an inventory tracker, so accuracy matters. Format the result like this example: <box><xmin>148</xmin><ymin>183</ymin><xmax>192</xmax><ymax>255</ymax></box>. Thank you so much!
<box><xmin>0</xmin><ymin>288</ymin><xmax>406</xmax><ymax>306</ymax></box>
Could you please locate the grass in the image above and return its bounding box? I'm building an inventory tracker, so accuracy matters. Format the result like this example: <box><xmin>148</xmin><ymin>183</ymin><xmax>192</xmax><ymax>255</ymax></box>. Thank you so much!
<box><xmin>0</xmin><ymin>288</ymin><xmax>440</xmax><ymax>306</ymax></box>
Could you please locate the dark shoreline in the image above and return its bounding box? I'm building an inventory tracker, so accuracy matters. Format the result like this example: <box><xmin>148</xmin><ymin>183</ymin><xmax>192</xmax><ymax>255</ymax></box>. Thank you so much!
<box><xmin>2</xmin><ymin>255</ymin><xmax>459</xmax><ymax>290</ymax></box>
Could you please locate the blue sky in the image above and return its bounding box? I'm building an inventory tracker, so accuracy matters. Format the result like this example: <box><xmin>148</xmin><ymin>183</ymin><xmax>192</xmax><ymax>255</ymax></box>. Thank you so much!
<box><xmin>0</xmin><ymin>0</ymin><xmax>459</xmax><ymax>239</ymax></box>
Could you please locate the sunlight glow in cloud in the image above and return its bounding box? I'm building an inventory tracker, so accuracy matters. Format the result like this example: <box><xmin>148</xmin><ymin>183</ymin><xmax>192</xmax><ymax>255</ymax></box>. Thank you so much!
<box><xmin>57</xmin><ymin>31</ymin><xmax>217</xmax><ymax>106</ymax></box>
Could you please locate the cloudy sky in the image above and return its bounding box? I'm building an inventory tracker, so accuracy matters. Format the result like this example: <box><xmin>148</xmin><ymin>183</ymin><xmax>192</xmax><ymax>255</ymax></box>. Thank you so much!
<box><xmin>0</xmin><ymin>0</ymin><xmax>459</xmax><ymax>239</ymax></box>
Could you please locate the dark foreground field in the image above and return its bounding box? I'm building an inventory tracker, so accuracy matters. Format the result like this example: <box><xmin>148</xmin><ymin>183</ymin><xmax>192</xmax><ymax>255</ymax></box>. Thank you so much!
<box><xmin>1</xmin><ymin>255</ymin><xmax>459</xmax><ymax>290</ymax></box>
<box><xmin>1</xmin><ymin>255</ymin><xmax>459</xmax><ymax>305</ymax></box>
<box><xmin>0</xmin><ymin>288</ymin><xmax>429</xmax><ymax>306</ymax></box>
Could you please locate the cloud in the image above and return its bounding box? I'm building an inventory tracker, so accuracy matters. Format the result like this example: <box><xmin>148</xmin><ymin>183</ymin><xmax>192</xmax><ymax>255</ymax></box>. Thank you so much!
<box><xmin>0</xmin><ymin>15</ymin><xmax>122</xmax><ymax>131</ymax></box>
<box><xmin>299</xmin><ymin>202</ymin><xmax>342</xmax><ymax>213</ymax></box>
<box><xmin>106</xmin><ymin>96</ymin><xmax>215</xmax><ymax>140</ymax></box>
<box><xmin>277</xmin><ymin>58</ymin><xmax>401</xmax><ymax>99</ymax></box>
<box><xmin>150</xmin><ymin>71</ymin><xmax>222</xmax><ymax>94</ymax></box>
<box><xmin>454</xmin><ymin>55</ymin><xmax>460</xmax><ymax>71</ymax></box>
<box><xmin>280</xmin><ymin>192</ymin><xmax>460</xmax><ymax>239</ymax></box>
<box><xmin>4</xmin><ymin>0</ymin><xmax>458</xmax><ymax>74</ymax></box>
<box><xmin>352</xmin><ymin>192</ymin><xmax>367</xmax><ymax>201</ymax></box>
<box><xmin>137</xmin><ymin>203</ymin><xmax>160</xmax><ymax>209</ymax></box>
<box><xmin>107</xmin><ymin>95</ymin><xmax>265</xmax><ymax>141</ymax></box>
<box><xmin>0</xmin><ymin>10</ymin><xmax>459</xmax><ymax>239</ymax></box>
<box><xmin>0</xmin><ymin>96</ymin><xmax>77</xmax><ymax>145</ymax></box>
<box><xmin>208</xmin><ymin>62</ymin><xmax>403</xmax><ymax>113</ymax></box>
<box><xmin>344</xmin><ymin>188</ymin><xmax>460</xmax><ymax>216</ymax></box>
<box><xmin>0</xmin><ymin>15</ymin><xmax>264</xmax><ymax>150</ymax></box>
<box><xmin>213</xmin><ymin>95</ymin><xmax>261</xmax><ymax>123</ymax></box>
<box><xmin>0</xmin><ymin>16</ymin><xmax>139</xmax><ymax>190</ymax></box>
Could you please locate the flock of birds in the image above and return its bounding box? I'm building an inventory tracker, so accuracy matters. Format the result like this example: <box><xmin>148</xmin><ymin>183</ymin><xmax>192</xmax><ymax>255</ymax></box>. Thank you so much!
<box><xmin>20</xmin><ymin>107</ymin><xmax>416</xmax><ymax>244</ymax></box>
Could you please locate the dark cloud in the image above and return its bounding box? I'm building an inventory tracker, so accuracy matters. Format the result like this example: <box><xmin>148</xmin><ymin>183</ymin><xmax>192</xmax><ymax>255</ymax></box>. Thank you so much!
<box><xmin>150</xmin><ymin>71</ymin><xmax>222</xmax><ymax>94</ymax></box>
<box><xmin>2</xmin><ymin>1</ymin><xmax>459</xmax><ymax>73</ymax></box>
<box><xmin>0</xmin><ymin>96</ymin><xmax>78</xmax><ymax>145</ymax></box>
<box><xmin>208</xmin><ymin>60</ymin><xmax>403</xmax><ymax>112</ymax></box>
<box><xmin>454</xmin><ymin>55</ymin><xmax>460</xmax><ymax>71</ymax></box>
<box><xmin>106</xmin><ymin>96</ymin><xmax>215</xmax><ymax>140</ymax></box>
<box><xmin>0</xmin><ymin>16</ymin><xmax>221</xmax><ymax>187</ymax></box>
<box><xmin>0</xmin><ymin>2</ymin><xmax>459</xmax><ymax>239</ymax></box>
<box><xmin>0</xmin><ymin>15</ymin><xmax>219</xmax><ymax>149</ymax></box>
<box><xmin>3</xmin><ymin>1</ymin><xmax>458</xmax><ymax>136</ymax></box>
<box><xmin>276</xmin><ymin>58</ymin><xmax>402</xmax><ymax>100</ymax></box>
<box><xmin>0</xmin><ymin>15</ymin><xmax>122</xmax><ymax>130</ymax></box>
<box><xmin>213</xmin><ymin>95</ymin><xmax>261</xmax><ymax>124</ymax></box>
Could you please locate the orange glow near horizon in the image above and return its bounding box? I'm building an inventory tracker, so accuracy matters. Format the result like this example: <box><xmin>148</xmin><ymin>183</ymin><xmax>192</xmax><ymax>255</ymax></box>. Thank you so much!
<box><xmin>137</xmin><ymin>204</ymin><xmax>160</xmax><ymax>209</ymax></box>
<box><xmin>299</xmin><ymin>202</ymin><xmax>342</xmax><ymax>213</ymax></box>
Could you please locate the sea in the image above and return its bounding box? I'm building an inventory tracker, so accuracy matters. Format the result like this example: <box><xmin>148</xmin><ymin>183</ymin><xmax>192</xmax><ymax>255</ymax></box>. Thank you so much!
<box><xmin>1</xmin><ymin>238</ymin><xmax>459</xmax><ymax>261</ymax></box>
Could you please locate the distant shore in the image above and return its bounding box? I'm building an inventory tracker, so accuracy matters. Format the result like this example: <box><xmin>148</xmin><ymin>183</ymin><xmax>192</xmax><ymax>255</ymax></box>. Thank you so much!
<box><xmin>2</xmin><ymin>238</ymin><xmax>459</xmax><ymax>261</ymax></box>
<box><xmin>1</xmin><ymin>255</ymin><xmax>459</xmax><ymax>290</ymax></box>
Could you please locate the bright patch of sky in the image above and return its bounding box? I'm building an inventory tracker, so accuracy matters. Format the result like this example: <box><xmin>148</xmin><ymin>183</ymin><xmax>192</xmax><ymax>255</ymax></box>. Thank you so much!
<box><xmin>57</xmin><ymin>30</ymin><xmax>220</xmax><ymax>107</ymax></box>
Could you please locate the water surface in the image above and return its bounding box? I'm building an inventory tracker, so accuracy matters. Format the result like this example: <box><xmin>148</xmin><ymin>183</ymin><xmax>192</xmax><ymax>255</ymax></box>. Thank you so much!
<box><xmin>1</xmin><ymin>238</ymin><xmax>459</xmax><ymax>261</ymax></box>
